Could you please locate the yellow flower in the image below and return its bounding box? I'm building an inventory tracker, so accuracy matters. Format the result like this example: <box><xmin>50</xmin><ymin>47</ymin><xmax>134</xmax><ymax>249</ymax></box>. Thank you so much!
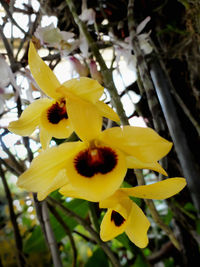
<box><xmin>99</xmin><ymin>178</ymin><xmax>186</xmax><ymax>248</ymax></box>
<box><xmin>17</xmin><ymin>122</ymin><xmax>173</xmax><ymax>202</ymax></box>
<box><xmin>8</xmin><ymin>42</ymin><xmax>119</xmax><ymax>149</ymax></box>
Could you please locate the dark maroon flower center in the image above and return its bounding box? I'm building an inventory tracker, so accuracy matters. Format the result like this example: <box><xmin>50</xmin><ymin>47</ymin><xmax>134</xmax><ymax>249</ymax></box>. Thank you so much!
<box><xmin>111</xmin><ymin>210</ymin><xmax>125</xmax><ymax>227</ymax></box>
<box><xmin>74</xmin><ymin>147</ymin><xmax>118</xmax><ymax>178</ymax></box>
<box><xmin>47</xmin><ymin>100</ymin><xmax>68</xmax><ymax>124</ymax></box>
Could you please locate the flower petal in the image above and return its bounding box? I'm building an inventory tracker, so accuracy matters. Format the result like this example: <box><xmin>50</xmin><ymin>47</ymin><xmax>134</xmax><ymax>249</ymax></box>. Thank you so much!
<box><xmin>39</xmin><ymin>126</ymin><xmax>53</xmax><ymax>150</ymax></box>
<box><xmin>29</xmin><ymin>41</ymin><xmax>61</xmax><ymax>99</ymax></box>
<box><xmin>126</xmin><ymin>156</ymin><xmax>168</xmax><ymax>176</ymax></box>
<box><xmin>65</xmin><ymin>144</ymin><xmax>127</xmax><ymax>202</ymax></box>
<box><xmin>59</xmin><ymin>183</ymin><xmax>89</xmax><ymax>200</ymax></box>
<box><xmin>40</xmin><ymin>102</ymin><xmax>73</xmax><ymax>139</ymax></box>
<box><xmin>95</xmin><ymin>101</ymin><xmax>120</xmax><ymax>122</ymax></box>
<box><xmin>125</xmin><ymin>202</ymin><xmax>150</xmax><ymax>248</ymax></box>
<box><xmin>101</xmin><ymin>126</ymin><xmax>172</xmax><ymax>162</ymax></box>
<box><xmin>66</xmin><ymin>95</ymin><xmax>102</xmax><ymax>142</ymax></box>
<box><xmin>57</xmin><ymin>77</ymin><xmax>103</xmax><ymax>103</ymax></box>
<box><xmin>37</xmin><ymin>169</ymin><xmax>68</xmax><ymax>201</ymax></box>
<box><xmin>99</xmin><ymin>190</ymin><xmax>130</xmax><ymax>209</ymax></box>
<box><xmin>100</xmin><ymin>208</ymin><xmax>128</xmax><ymax>242</ymax></box>
<box><xmin>121</xmin><ymin>178</ymin><xmax>187</xmax><ymax>200</ymax></box>
<box><xmin>8</xmin><ymin>98</ymin><xmax>51</xmax><ymax>136</ymax></box>
<box><xmin>17</xmin><ymin>142</ymin><xmax>82</xmax><ymax>193</ymax></box>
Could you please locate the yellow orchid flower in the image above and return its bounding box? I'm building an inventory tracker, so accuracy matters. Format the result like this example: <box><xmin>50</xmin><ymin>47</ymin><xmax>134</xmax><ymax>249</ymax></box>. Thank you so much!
<box><xmin>17</xmin><ymin>123</ymin><xmax>173</xmax><ymax>202</ymax></box>
<box><xmin>8</xmin><ymin>42</ymin><xmax>119</xmax><ymax>149</ymax></box>
<box><xmin>99</xmin><ymin>178</ymin><xmax>186</xmax><ymax>248</ymax></box>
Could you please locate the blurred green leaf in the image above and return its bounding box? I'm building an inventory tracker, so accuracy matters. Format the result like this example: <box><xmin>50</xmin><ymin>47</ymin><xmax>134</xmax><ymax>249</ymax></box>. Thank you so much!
<box><xmin>85</xmin><ymin>248</ymin><xmax>109</xmax><ymax>267</ymax></box>
<box><xmin>50</xmin><ymin>198</ymin><xmax>89</xmax><ymax>241</ymax></box>
<box><xmin>116</xmin><ymin>233</ymin><xmax>132</xmax><ymax>252</ymax></box>
<box><xmin>133</xmin><ymin>254</ymin><xmax>148</xmax><ymax>267</ymax></box>
<box><xmin>23</xmin><ymin>226</ymin><xmax>47</xmax><ymax>253</ymax></box>
<box><xmin>24</xmin><ymin>199</ymin><xmax>88</xmax><ymax>253</ymax></box>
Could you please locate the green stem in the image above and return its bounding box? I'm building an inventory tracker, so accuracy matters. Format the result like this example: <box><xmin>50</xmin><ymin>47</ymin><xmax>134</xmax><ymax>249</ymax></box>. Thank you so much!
<box><xmin>89</xmin><ymin>202</ymin><xmax>100</xmax><ymax>233</ymax></box>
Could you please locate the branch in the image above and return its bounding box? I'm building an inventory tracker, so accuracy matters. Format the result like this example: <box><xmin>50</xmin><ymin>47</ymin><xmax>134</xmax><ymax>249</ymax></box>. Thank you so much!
<box><xmin>47</xmin><ymin>196</ymin><xmax>121</xmax><ymax>267</ymax></box>
<box><xmin>48</xmin><ymin>203</ymin><xmax>77</xmax><ymax>267</ymax></box>
<box><xmin>88</xmin><ymin>202</ymin><xmax>100</xmax><ymax>233</ymax></box>
<box><xmin>41</xmin><ymin>201</ymin><xmax>63</xmax><ymax>267</ymax></box>
<box><xmin>127</xmin><ymin>0</ymin><xmax>167</xmax><ymax>134</ymax></box>
<box><xmin>0</xmin><ymin>25</ymin><xmax>16</xmax><ymax>68</ymax></box>
<box><xmin>149</xmin><ymin>57</ymin><xmax>200</xmax><ymax>213</ymax></box>
<box><xmin>0</xmin><ymin>0</ymin><xmax>27</xmax><ymax>35</ymax></box>
<box><xmin>0</xmin><ymin>164</ymin><xmax>26</xmax><ymax>267</ymax></box>
<box><xmin>0</xmin><ymin>133</ymin><xmax>25</xmax><ymax>174</ymax></box>
<box><xmin>73</xmin><ymin>230</ymin><xmax>95</xmax><ymax>243</ymax></box>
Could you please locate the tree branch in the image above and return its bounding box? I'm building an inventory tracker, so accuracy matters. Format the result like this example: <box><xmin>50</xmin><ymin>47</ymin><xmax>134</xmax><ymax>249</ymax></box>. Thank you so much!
<box><xmin>41</xmin><ymin>201</ymin><xmax>63</xmax><ymax>267</ymax></box>
<box><xmin>48</xmin><ymin>203</ymin><xmax>77</xmax><ymax>267</ymax></box>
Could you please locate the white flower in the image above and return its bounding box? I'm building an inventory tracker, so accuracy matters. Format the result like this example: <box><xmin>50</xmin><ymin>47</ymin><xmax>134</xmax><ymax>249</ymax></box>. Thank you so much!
<box><xmin>79</xmin><ymin>8</ymin><xmax>96</xmax><ymax>25</ymax></box>
<box><xmin>35</xmin><ymin>24</ymin><xmax>76</xmax><ymax>53</ymax></box>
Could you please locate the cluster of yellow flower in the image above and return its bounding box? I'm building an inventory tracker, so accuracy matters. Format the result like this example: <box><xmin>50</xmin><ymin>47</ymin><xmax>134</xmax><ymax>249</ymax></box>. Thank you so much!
<box><xmin>8</xmin><ymin>42</ymin><xmax>186</xmax><ymax>248</ymax></box>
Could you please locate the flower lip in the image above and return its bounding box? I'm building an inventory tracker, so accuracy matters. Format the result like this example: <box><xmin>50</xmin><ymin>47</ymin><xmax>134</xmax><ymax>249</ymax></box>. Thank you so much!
<box><xmin>47</xmin><ymin>99</ymin><xmax>68</xmax><ymax>124</ymax></box>
<box><xmin>74</xmin><ymin>146</ymin><xmax>118</xmax><ymax>178</ymax></box>
<box><xmin>111</xmin><ymin>210</ymin><xmax>125</xmax><ymax>227</ymax></box>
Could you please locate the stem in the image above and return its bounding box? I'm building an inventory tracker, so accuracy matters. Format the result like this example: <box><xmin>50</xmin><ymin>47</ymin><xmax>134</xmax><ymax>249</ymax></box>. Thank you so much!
<box><xmin>0</xmin><ymin>0</ymin><xmax>27</xmax><ymax>35</ymax></box>
<box><xmin>41</xmin><ymin>202</ymin><xmax>63</xmax><ymax>267</ymax></box>
<box><xmin>48</xmin><ymin>203</ymin><xmax>77</xmax><ymax>267</ymax></box>
<box><xmin>89</xmin><ymin>202</ymin><xmax>100</xmax><ymax>233</ymax></box>
<box><xmin>0</xmin><ymin>164</ymin><xmax>26</xmax><ymax>267</ymax></box>
<box><xmin>127</xmin><ymin>0</ymin><xmax>167</xmax><ymax>134</ymax></box>
<box><xmin>149</xmin><ymin>58</ymin><xmax>200</xmax><ymax>213</ymax></box>
<box><xmin>0</xmin><ymin>133</ymin><xmax>25</xmax><ymax>174</ymax></box>
<box><xmin>47</xmin><ymin>197</ymin><xmax>121</xmax><ymax>267</ymax></box>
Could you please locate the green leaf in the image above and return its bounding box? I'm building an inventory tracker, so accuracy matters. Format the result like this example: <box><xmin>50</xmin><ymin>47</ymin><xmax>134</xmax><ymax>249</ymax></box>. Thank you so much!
<box><xmin>133</xmin><ymin>254</ymin><xmax>149</xmax><ymax>267</ymax></box>
<box><xmin>116</xmin><ymin>233</ymin><xmax>132</xmax><ymax>251</ymax></box>
<box><xmin>24</xmin><ymin>199</ymin><xmax>89</xmax><ymax>253</ymax></box>
<box><xmin>85</xmin><ymin>248</ymin><xmax>109</xmax><ymax>267</ymax></box>
<box><xmin>23</xmin><ymin>226</ymin><xmax>47</xmax><ymax>253</ymax></box>
<box><xmin>50</xmin><ymin>198</ymin><xmax>89</xmax><ymax>241</ymax></box>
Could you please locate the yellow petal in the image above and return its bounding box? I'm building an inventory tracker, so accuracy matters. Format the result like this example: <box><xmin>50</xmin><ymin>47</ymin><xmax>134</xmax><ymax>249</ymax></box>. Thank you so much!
<box><xmin>8</xmin><ymin>98</ymin><xmax>51</xmax><ymax>136</ymax></box>
<box><xmin>37</xmin><ymin>169</ymin><xmax>68</xmax><ymax>201</ymax></box>
<box><xmin>65</xmin><ymin>95</ymin><xmax>102</xmax><ymax>142</ymax></box>
<box><xmin>95</xmin><ymin>101</ymin><xmax>120</xmax><ymax>122</ymax></box>
<box><xmin>100</xmin><ymin>208</ymin><xmax>128</xmax><ymax>242</ymax></box>
<box><xmin>65</xmin><ymin>144</ymin><xmax>127</xmax><ymax>202</ymax></box>
<box><xmin>39</xmin><ymin>126</ymin><xmax>52</xmax><ymax>150</ymax></box>
<box><xmin>125</xmin><ymin>202</ymin><xmax>150</xmax><ymax>248</ymax></box>
<box><xmin>57</xmin><ymin>77</ymin><xmax>104</xmax><ymax>103</ymax></box>
<box><xmin>121</xmin><ymin>178</ymin><xmax>187</xmax><ymax>200</ymax></box>
<box><xmin>40</xmin><ymin>102</ymin><xmax>74</xmax><ymax>139</ymax></box>
<box><xmin>126</xmin><ymin>156</ymin><xmax>168</xmax><ymax>176</ymax></box>
<box><xmin>59</xmin><ymin>183</ymin><xmax>89</xmax><ymax>200</ymax></box>
<box><xmin>101</xmin><ymin>126</ymin><xmax>172</xmax><ymax>162</ymax></box>
<box><xmin>99</xmin><ymin>190</ymin><xmax>131</xmax><ymax>209</ymax></box>
<box><xmin>17</xmin><ymin>142</ymin><xmax>82</xmax><ymax>193</ymax></box>
<box><xmin>29</xmin><ymin>42</ymin><xmax>61</xmax><ymax>99</ymax></box>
